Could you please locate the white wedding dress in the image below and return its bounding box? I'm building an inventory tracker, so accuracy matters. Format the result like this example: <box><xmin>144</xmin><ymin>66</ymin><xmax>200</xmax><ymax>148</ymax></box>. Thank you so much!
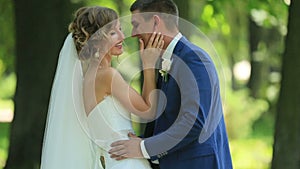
<box><xmin>41</xmin><ymin>34</ymin><xmax>152</xmax><ymax>169</ymax></box>
<box><xmin>87</xmin><ymin>95</ymin><xmax>152</xmax><ymax>169</ymax></box>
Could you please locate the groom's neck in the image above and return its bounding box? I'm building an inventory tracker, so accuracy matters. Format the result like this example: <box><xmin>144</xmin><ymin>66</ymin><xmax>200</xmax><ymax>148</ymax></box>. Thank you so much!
<box><xmin>162</xmin><ymin>30</ymin><xmax>179</xmax><ymax>49</ymax></box>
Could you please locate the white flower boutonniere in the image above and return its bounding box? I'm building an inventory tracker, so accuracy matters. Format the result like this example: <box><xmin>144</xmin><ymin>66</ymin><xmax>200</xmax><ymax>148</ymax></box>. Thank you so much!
<box><xmin>159</xmin><ymin>58</ymin><xmax>172</xmax><ymax>82</ymax></box>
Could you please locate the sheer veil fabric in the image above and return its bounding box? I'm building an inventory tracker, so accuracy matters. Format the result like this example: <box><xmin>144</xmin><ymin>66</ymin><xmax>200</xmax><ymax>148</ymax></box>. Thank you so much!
<box><xmin>40</xmin><ymin>32</ymin><xmax>150</xmax><ymax>169</ymax></box>
<box><xmin>41</xmin><ymin>34</ymin><xmax>99</xmax><ymax>169</ymax></box>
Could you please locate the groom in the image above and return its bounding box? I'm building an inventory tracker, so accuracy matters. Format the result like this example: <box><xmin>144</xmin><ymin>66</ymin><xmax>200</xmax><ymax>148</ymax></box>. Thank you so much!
<box><xmin>109</xmin><ymin>0</ymin><xmax>233</xmax><ymax>168</ymax></box>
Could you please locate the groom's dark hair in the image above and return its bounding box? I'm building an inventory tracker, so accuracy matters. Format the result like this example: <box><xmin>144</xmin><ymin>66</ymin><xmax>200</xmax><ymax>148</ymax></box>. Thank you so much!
<box><xmin>130</xmin><ymin>0</ymin><xmax>178</xmax><ymax>16</ymax></box>
<box><xmin>130</xmin><ymin>0</ymin><xmax>179</xmax><ymax>29</ymax></box>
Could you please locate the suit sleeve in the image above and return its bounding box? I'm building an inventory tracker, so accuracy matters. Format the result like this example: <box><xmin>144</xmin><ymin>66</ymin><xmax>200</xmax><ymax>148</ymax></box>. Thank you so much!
<box><xmin>144</xmin><ymin>49</ymin><xmax>216</xmax><ymax>159</ymax></box>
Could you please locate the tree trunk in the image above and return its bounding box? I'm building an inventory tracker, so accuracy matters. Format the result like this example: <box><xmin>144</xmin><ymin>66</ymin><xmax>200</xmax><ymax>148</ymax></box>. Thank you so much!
<box><xmin>115</xmin><ymin>0</ymin><xmax>125</xmax><ymax>14</ymax></box>
<box><xmin>5</xmin><ymin>0</ymin><xmax>74</xmax><ymax>168</ymax></box>
<box><xmin>271</xmin><ymin>0</ymin><xmax>300</xmax><ymax>168</ymax></box>
<box><xmin>247</xmin><ymin>18</ymin><xmax>269</xmax><ymax>98</ymax></box>
<box><xmin>247</xmin><ymin>9</ymin><xmax>284</xmax><ymax>99</ymax></box>
<box><xmin>173</xmin><ymin>0</ymin><xmax>190</xmax><ymax>21</ymax></box>
<box><xmin>173</xmin><ymin>0</ymin><xmax>191</xmax><ymax>38</ymax></box>
<box><xmin>223</xmin><ymin>0</ymin><xmax>248</xmax><ymax>91</ymax></box>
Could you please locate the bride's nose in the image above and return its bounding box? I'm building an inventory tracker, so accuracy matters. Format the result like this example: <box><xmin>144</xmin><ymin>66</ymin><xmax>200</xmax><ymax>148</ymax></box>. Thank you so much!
<box><xmin>118</xmin><ymin>31</ymin><xmax>125</xmax><ymax>40</ymax></box>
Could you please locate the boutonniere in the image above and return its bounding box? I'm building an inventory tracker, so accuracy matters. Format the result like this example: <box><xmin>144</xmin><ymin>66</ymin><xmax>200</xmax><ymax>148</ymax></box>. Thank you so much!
<box><xmin>159</xmin><ymin>58</ymin><xmax>172</xmax><ymax>82</ymax></box>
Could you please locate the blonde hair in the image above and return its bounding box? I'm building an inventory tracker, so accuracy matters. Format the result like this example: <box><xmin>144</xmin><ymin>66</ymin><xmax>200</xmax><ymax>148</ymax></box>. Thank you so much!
<box><xmin>68</xmin><ymin>6</ymin><xmax>118</xmax><ymax>60</ymax></box>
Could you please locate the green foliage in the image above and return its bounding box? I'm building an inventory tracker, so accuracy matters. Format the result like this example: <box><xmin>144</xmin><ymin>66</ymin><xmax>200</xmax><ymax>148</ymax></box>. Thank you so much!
<box><xmin>0</xmin><ymin>123</ymin><xmax>9</xmax><ymax>169</ymax></box>
<box><xmin>225</xmin><ymin>88</ymin><xmax>269</xmax><ymax>139</ymax></box>
<box><xmin>86</xmin><ymin>0</ymin><xmax>118</xmax><ymax>10</ymax></box>
<box><xmin>0</xmin><ymin>61</ymin><xmax>4</xmax><ymax>77</ymax></box>
<box><xmin>0</xmin><ymin>73</ymin><xmax>16</xmax><ymax>100</ymax></box>
<box><xmin>0</xmin><ymin>0</ymin><xmax>15</xmax><ymax>73</ymax></box>
<box><xmin>84</xmin><ymin>0</ymin><xmax>135</xmax><ymax>16</ymax></box>
<box><xmin>0</xmin><ymin>2</ymin><xmax>18</xmax><ymax>167</ymax></box>
<box><xmin>0</xmin><ymin>0</ymin><xmax>288</xmax><ymax>168</ymax></box>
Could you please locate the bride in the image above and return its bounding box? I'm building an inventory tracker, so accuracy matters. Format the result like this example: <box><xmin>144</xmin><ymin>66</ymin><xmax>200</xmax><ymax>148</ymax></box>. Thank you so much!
<box><xmin>40</xmin><ymin>6</ymin><xmax>163</xmax><ymax>169</ymax></box>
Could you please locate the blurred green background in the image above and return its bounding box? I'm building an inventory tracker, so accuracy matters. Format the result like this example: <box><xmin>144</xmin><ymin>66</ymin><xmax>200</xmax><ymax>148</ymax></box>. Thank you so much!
<box><xmin>1</xmin><ymin>0</ymin><xmax>299</xmax><ymax>168</ymax></box>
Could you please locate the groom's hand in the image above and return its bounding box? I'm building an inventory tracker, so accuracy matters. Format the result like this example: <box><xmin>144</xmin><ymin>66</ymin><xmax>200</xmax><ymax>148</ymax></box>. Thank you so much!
<box><xmin>128</xmin><ymin>132</ymin><xmax>138</xmax><ymax>138</ymax></box>
<box><xmin>109</xmin><ymin>136</ymin><xmax>144</xmax><ymax>160</ymax></box>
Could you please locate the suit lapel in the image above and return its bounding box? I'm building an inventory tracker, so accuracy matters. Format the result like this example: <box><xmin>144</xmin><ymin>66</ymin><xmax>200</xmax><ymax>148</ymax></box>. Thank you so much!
<box><xmin>172</xmin><ymin>36</ymin><xmax>186</xmax><ymax>58</ymax></box>
<box><xmin>147</xmin><ymin>36</ymin><xmax>187</xmax><ymax>135</ymax></box>
<box><xmin>159</xmin><ymin>36</ymin><xmax>186</xmax><ymax>90</ymax></box>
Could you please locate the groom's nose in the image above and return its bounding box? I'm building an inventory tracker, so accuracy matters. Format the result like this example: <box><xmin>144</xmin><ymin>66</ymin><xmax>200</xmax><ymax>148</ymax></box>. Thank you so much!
<box><xmin>131</xmin><ymin>28</ymin><xmax>138</xmax><ymax>37</ymax></box>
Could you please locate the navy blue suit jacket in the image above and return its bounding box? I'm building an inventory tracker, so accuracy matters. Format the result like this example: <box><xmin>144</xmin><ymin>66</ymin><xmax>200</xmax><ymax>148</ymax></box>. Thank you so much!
<box><xmin>143</xmin><ymin>36</ymin><xmax>232</xmax><ymax>169</ymax></box>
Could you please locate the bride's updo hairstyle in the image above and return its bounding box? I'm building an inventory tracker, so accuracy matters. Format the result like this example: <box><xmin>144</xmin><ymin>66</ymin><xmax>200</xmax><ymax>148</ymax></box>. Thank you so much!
<box><xmin>68</xmin><ymin>6</ymin><xmax>118</xmax><ymax>60</ymax></box>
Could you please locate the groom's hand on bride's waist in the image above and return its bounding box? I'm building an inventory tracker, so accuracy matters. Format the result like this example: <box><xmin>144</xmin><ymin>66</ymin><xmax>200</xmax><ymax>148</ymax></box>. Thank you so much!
<box><xmin>109</xmin><ymin>135</ymin><xmax>144</xmax><ymax>160</ymax></box>
<box><xmin>128</xmin><ymin>132</ymin><xmax>139</xmax><ymax>138</ymax></box>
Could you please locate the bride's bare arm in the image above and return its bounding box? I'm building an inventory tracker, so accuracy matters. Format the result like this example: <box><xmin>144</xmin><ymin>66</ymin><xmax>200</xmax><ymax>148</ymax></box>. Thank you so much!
<box><xmin>100</xmin><ymin>32</ymin><xmax>163</xmax><ymax>119</ymax></box>
<box><xmin>112</xmin><ymin>68</ymin><xmax>156</xmax><ymax>119</ymax></box>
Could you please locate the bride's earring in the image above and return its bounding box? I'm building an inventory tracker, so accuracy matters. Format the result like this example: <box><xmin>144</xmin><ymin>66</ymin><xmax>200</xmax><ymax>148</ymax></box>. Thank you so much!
<box><xmin>94</xmin><ymin>48</ymin><xmax>100</xmax><ymax>59</ymax></box>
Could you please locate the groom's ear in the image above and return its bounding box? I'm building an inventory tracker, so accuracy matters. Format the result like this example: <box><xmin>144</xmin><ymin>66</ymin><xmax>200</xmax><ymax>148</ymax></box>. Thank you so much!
<box><xmin>153</xmin><ymin>15</ymin><xmax>160</xmax><ymax>32</ymax></box>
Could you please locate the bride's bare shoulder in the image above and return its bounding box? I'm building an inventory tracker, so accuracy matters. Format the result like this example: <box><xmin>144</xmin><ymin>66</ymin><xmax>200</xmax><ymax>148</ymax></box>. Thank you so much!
<box><xmin>96</xmin><ymin>67</ymin><xmax>124</xmax><ymax>86</ymax></box>
<box><xmin>97</xmin><ymin>67</ymin><xmax>119</xmax><ymax>79</ymax></box>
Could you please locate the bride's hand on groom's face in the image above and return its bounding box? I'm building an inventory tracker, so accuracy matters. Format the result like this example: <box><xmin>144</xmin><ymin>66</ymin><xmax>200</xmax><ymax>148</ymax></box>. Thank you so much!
<box><xmin>109</xmin><ymin>137</ymin><xmax>144</xmax><ymax>160</ymax></box>
<box><xmin>140</xmin><ymin>32</ymin><xmax>164</xmax><ymax>69</ymax></box>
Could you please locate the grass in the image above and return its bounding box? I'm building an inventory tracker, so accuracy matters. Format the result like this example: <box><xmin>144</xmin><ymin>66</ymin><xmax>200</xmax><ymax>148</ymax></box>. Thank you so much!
<box><xmin>230</xmin><ymin>110</ymin><xmax>274</xmax><ymax>169</ymax></box>
<box><xmin>230</xmin><ymin>138</ymin><xmax>273</xmax><ymax>169</ymax></box>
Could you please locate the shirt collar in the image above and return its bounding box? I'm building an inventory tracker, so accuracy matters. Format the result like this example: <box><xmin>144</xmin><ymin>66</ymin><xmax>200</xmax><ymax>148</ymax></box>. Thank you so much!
<box><xmin>161</xmin><ymin>32</ymin><xmax>182</xmax><ymax>60</ymax></box>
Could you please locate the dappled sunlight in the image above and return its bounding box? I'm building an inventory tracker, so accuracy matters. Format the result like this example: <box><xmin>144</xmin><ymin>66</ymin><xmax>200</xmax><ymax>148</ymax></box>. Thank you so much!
<box><xmin>0</xmin><ymin>100</ymin><xmax>14</xmax><ymax>123</ymax></box>
<box><xmin>0</xmin><ymin>109</ymin><xmax>13</xmax><ymax>123</ymax></box>
<box><xmin>233</xmin><ymin>60</ymin><xmax>251</xmax><ymax>81</ymax></box>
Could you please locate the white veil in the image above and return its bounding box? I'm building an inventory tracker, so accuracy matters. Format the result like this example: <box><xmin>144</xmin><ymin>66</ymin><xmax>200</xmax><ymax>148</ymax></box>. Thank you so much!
<box><xmin>40</xmin><ymin>34</ymin><xmax>96</xmax><ymax>169</ymax></box>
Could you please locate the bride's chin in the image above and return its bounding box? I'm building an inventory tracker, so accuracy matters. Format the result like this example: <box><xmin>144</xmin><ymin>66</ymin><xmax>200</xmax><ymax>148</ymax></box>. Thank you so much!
<box><xmin>112</xmin><ymin>51</ymin><xmax>123</xmax><ymax>56</ymax></box>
